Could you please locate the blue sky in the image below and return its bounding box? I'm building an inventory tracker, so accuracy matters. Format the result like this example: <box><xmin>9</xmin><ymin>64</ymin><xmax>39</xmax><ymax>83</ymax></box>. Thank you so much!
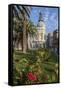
<box><xmin>30</xmin><ymin>7</ymin><xmax>58</xmax><ymax>34</ymax></box>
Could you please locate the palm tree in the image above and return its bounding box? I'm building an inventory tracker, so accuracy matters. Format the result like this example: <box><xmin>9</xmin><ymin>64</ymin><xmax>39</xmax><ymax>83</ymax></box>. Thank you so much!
<box><xmin>26</xmin><ymin>20</ymin><xmax>37</xmax><ymax>49</ymax></box>
<box><xmin>13</xmin><ymin>5</ymin><xmax>31</xmax><ymax>53</ymax></box>
<box><xmin>13</xmin><ymin>16</ymin><xmax>23</xmax><ymax>50</ymax></box>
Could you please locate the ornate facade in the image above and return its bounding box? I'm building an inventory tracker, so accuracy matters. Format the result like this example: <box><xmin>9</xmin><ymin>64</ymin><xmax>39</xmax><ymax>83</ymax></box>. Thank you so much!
<box><xmin>28</xmin><ymin>12</ymin><xmax>46</xmax><ymax>49</ymax></box>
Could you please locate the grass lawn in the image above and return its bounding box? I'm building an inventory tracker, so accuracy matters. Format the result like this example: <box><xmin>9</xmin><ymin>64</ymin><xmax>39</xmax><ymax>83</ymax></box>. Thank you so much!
<box><xmin>13</xmin><ymin>48</ymin><xmax>59</xmax><ymax>85</ymax></box>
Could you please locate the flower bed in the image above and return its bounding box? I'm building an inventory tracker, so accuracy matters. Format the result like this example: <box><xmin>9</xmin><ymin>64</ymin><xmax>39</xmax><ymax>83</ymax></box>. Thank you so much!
<box><xmin>13</xmin><ymin>48</ymin><xmax>59</xmax><ymax>85</ymax></box>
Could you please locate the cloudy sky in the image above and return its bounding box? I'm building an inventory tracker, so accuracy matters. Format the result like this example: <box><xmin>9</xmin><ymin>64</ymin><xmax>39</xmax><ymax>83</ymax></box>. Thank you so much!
<box><xmin>30</xmin><ymin>6</ymin><xmax>59</xmax><ymax>34</ymax></box>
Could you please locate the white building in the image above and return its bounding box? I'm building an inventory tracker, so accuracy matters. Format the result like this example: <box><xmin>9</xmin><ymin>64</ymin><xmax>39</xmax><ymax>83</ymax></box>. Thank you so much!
<box><xmin>28</xmin><ymin>12</ymin><xmax>46</xmax><ymax>49</ymax></box>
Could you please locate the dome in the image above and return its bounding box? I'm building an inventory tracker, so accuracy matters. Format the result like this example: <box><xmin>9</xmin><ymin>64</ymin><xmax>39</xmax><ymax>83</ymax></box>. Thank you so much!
<box><xmin>37</xmin><ymin>21</ymin><xmax>45</xmax><ymax>27</ymax></box>
<box><xmin>37</xmin><ymin>12</ymin><xmax>45</xmax><ymax>30</ymax></box>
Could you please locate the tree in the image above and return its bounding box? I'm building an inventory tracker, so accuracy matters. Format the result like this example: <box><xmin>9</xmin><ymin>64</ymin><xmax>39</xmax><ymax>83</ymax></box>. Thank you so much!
<box><xmin>13</xmin><ymin>5</ymin><xmax>31</xmax><ymax>53</ymax></box>
<box><xmin>13</xmin><ymin>5</ymin><xmax>37</xmax><ymax>52</ymax></box>
<box><xmin>13</xmin><ymin>16</ymin><xmax>23</xmax><ymax>50</ymax></box>
<box><xmin>26</xmin><ymin>20</ymin><xmax>37</xmax><ymax>49</ymax></box>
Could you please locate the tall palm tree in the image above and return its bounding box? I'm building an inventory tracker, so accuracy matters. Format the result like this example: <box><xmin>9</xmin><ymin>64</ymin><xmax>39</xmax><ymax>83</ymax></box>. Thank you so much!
<box><xmin>13</xmin><ymin>16</ymin><xmax>23</xmax><ymax>50</ymax></box>
<box><xmin>26</xmin><ymin>20</ymin><xmax>37</xmax><ymax>49</ymax></box>
<box><xmin>13</xmin><ymin>5</ymin><xmax>31</xmax><ymax>53</ymax></box>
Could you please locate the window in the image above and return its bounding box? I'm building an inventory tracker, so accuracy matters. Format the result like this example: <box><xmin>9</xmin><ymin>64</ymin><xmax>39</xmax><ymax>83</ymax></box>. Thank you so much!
<box><xmin>41</xmin><ymin>33</ymin><xmax>43</xmax><ymax>40</ymax></box>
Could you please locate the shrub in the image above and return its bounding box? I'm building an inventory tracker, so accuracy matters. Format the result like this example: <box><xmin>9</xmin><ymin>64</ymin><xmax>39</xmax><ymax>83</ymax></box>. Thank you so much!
<box><xmin>13</xmin><ymin>49</ymin><xmax>59</xmax><ymax>85</ymax></box>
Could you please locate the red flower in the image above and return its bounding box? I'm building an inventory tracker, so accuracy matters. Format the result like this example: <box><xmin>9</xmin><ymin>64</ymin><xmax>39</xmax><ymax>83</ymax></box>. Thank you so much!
<box><xmin>27</xmin><ymin>71</ymin><xmax>37</xmax><ymax>81</ymax></box>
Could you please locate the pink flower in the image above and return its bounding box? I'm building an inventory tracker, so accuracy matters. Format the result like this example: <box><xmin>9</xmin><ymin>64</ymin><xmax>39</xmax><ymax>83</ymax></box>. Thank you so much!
<box><xmin>27</xmin><ymin>71</ymin><xmax>37</xmax><ymax>81</ymax></box>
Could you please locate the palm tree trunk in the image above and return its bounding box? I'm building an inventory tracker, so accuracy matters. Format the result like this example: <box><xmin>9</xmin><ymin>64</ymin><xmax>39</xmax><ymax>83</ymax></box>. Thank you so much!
<box><xmin>23</xmin><ymin>18</ymin><xmax>27</xmax><ymax>53</ymax></box>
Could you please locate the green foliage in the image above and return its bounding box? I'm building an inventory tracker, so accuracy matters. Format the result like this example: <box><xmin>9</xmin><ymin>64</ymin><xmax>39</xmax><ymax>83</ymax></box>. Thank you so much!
<box><xmin>27</xmin><ymin>20</ymin><xmax>37</xmax><ymax>35</ymax></box>
<box><xmin>13</xmin><ymin>48</ymin><xmax>59</xmax><ymax>85</ymax></box>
